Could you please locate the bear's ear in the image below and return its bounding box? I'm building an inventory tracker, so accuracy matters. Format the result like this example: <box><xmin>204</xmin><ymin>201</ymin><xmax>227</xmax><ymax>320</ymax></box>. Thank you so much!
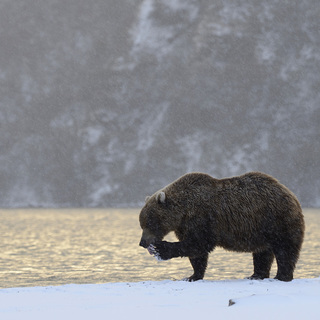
<box><xmin>145</xmin><ymin>196</ymin><xmax>151</xmax><ymax>203</ymax></box>
<box><xmin>156</xmin><ymin>191</ymin><xmax>166</xmax><ymax>204</ymax></box>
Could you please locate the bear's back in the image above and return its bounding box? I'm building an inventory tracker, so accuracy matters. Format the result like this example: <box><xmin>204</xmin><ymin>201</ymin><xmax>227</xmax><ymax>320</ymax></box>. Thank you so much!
<box><xmin>167</xmin><ymin>171</ymin><xmax>301</xmax><ymax>222</ymax></box>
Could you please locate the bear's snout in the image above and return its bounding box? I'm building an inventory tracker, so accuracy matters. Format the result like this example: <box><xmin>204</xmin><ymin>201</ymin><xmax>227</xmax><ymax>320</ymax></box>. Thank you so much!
<box><xmin>139</xmin><ymin>229</ymin><xmax>158</xmax><ymax>248</ymax></box>
<box><xmin>139</xmin><ymin>238</ymin><xmax>148</xmax><ymax>248</ymax></box>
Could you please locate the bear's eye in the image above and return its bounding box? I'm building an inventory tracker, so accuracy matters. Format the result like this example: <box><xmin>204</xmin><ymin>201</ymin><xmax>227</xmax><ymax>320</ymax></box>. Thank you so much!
<box><xmin>146</xmin><ymin>214</ymin><xmax>163</xmax><ymax>237</ymax></box>
<box><xmin>147</xmin><ymin>216</ymin><xmax>159</xmax><ymax>230</ymax></box>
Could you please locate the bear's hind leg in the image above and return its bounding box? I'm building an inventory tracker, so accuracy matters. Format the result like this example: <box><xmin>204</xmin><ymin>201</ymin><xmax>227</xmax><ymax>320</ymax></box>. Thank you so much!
<box><xmin>187</xmin><ymin>254</ymin><xmax>209</xmax><ymax>282</ymax></box>
<box><xmin>273</xmin><ymin>246</ymin><xmax>299</xmax><ymax>282</ymax></box>
<box><xmin>249</xmin><ymin>249</ymin><xmax>274</xmax><ymax>280</ymax></box>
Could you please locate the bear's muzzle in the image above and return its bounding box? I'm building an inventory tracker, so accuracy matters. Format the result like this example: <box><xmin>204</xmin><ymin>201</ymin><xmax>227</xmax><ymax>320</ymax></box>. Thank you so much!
<box><xmin>139</xmin><ymin>238</ymin><xmax>148</xmax><ymax>248</ymax></box>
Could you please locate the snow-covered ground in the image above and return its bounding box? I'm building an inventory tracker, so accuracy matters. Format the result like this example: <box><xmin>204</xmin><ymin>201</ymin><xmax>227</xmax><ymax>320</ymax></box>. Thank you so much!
<box><xmin>1</xmin><ymin>278</ymin><xmax>319</xmax><ymax>320</ymax></box>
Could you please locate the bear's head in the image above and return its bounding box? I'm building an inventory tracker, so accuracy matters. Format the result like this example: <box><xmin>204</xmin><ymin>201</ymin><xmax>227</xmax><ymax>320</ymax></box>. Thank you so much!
<box><xmin>139</xmin><ymin>191</ymin><xmax>178</xmax><ymax>248</ymax></box>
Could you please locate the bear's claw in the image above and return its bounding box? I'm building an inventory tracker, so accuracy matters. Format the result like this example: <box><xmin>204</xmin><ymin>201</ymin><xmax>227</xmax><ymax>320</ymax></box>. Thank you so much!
<box><xmin>147</xmin><ymin>244</ymin><xmax>163</xmax><ymax>261</ymax></box>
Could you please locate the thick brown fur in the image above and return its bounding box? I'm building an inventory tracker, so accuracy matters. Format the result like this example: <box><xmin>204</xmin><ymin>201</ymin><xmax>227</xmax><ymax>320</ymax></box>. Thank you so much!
<box><xmin>139</xmin><ymin>172</ymin><xmax>305</xmax><ymax>282</ymax></box>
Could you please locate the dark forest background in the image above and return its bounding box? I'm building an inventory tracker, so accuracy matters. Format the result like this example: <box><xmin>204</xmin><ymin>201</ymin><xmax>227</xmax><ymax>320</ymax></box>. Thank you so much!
<box><xmin>0</xmin><ymin>0</ymin><xmax>319</xmax><ymax>208</ymax></box>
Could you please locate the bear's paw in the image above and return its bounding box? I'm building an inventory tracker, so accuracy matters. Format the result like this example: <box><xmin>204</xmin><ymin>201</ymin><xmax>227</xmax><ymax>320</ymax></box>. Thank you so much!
<box><xmin>147</xmin><ymin>244</ymin><xmax>164</xmax><ymax>261</ymax></box>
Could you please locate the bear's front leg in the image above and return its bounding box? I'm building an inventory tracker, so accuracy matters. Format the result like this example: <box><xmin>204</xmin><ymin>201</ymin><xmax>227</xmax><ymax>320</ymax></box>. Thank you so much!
<box><xmin>148</xmin><ymin>240</ymin><xmax>206</xmax><ymax>261</ymax></box>
<box><xmin>188</xmin><ymin>254</ymin><xmax>209</xmax><ymax>281</ymax></box>
<box><xmin>148</xmin><ymin>241</ymin><xmax>182</xmax><ymax>261</ymax></box>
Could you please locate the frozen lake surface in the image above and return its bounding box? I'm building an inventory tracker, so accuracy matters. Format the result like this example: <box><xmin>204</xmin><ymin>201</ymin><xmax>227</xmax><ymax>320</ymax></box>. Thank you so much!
<box><xmin>0</xmin><ymin>208</ymin><xmax>319</xmax><ymax>288</ymax></box>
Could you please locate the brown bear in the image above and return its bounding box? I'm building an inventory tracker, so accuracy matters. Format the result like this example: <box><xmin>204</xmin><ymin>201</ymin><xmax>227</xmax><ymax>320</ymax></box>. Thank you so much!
<box><xmin>139</xmin><ymin>172</ymin><xmax>305</xmax><ymax>282</ymax></box>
